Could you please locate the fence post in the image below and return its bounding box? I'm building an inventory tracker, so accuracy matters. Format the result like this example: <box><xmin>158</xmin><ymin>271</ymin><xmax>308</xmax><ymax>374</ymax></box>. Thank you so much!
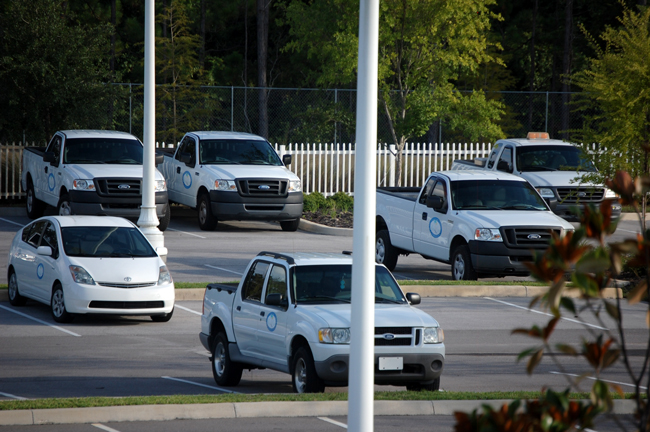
<box><xmin>388</xmin><ymin>144</ymin><xmax>396</xmax><ymax>187</ymax></box>
<box><xmin>231</xmin><ymin>86</ymin><xmax>234</xmax><ymax>132</ymax></box>
<box><xmin>545</xmin><ymin>91</ymin><xmax>549</xmax><ymax>132</ymax></box>
<box><xmin>129</xmin><ymin>83</ymin><xmax>133</xmax><ymax>134</ymax></box>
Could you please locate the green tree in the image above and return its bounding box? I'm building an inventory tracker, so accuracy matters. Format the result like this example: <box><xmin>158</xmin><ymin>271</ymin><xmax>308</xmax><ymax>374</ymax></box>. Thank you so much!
<box><xmin>281</xmin><ymin>0</ymin><xmax>505</xmax><ymax>184</ymax></box>
<box><xmin>0</xmin><ymin>0</ymin><xmax>117</xmax><ymax>142</ymax></box>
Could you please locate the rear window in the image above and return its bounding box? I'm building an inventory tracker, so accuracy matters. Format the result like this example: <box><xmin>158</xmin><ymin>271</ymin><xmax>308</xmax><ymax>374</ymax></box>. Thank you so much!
<box><xmin>61</xmin><ymin>227</ymin><xmax>156</xmax><ymax>257</ymax></box>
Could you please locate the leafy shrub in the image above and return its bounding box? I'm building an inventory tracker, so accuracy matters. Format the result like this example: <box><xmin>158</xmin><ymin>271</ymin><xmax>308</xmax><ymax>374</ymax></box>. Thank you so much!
<box><xmin>303</xmin><ymin>191</ymin><xmax>326</xmax><ymax>212</ymax></box>
<box><xmin>326</xmin><ymin>191</ymin><xmax>354</xmax><ymax>212</ymax></box>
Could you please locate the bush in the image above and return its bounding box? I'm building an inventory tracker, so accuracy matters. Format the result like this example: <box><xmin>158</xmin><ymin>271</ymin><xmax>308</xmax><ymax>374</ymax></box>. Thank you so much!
<box><xmin>303</xmin><ymin>191</ymin><xmax>326</xmax><ymax>212</ymax></box>
<box><xmin>303</xmin><ymin>191</ymin><xmax>354</xmax><ymax>213</ymax></box>
<box><xmin>326</xmin><ymin>191</ymin><xmax>354</xmax><ymax>212</ymax></box>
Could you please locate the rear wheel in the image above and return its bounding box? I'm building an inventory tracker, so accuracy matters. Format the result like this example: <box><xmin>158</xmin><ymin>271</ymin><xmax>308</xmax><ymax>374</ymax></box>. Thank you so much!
<box><xmin>57</xmin><ymin>193</ymin><xmax>72</xmax><ymax>216</ymax></box>
<box><xmin>158</xmin><ymin>202</ymin><xmax>171</xmax><ymax>231</ymax></box>
<box><xmin>451</xmin><ymin>245</ymin><xmax>477</xmax><ymax>281</ymax></box>
<box><xmin>198</xmin><ymin>193</ymin><xmax>217</xmax><ymax>231</ymax></box>
<box><xmin>51</xmin><ymin>284</ymin><xmax>73</xmax><ymax>323</ymax></box>
<box><xmin>26</xmin><ymin>180</ymin><xmax>46</xmax><ymax>219</ymax></box>
<box><xmin>406</xmin><ymin>377</ymin><xmax>440</xmax><ymax>392</ymax></box>
<box><xmin>280</xmin><ymin>218</ymin><xmax>300</xmax><ymax>232</ymax></box>
<box><xmin>292</xmin><ymin>346</ymin><xmax>325</xmax><ymax>393</ymax></box>
<box><xmin>211</xmin><ymin>332</ymin><xmax>243</xmax><ymax>386</ymax></box>
<box><xmin>375</xmin><ymin>230</ymin><xmax>398</xmax><ymax>271</ymax></box>
<box><xmin>8</xmin><ymin>270</ymin><xmax>27</xmax><ymax>306</ymax></box>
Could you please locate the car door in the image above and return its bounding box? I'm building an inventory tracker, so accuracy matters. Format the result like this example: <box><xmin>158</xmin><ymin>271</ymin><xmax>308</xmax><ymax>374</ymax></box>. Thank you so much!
<box><xmin>32</xmin><ymin>221</ymin><xmax>62</xmax><ymax>303</ymax></box>
<box><xmin>13</xmin><ymin>220</ymin><xmax>48</xmax><ymax>299</ymax></box>
<box><xmin>413</xmin><ymin>178</ymin><xmax>452</xmax><ymax>260</ymax></box>
<box><xmin>172</xmin><ymin>136</ymin><xmax>198</xmax><ymax>206</ymax></box>
<box><xmin>232</xmin><ymin>260</ymin><xmax>270</xmax><ymax>358</ymax></box>
<box><xmin>256</xmin><ymin>264</ymin><xmax>290</xmax><ymax>366</ymax></box>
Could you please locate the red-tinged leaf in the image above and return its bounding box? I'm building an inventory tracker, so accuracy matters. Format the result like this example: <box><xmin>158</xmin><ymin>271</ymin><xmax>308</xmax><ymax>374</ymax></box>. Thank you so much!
<box><xmin>602</xmin><ymin>349</ymin><xmax>620</xmax><ymax>369</ymax></box>
<box><xmin>548</xmin><ymin>281</ymin><xmax>566</xmax><ymax>314</ymax></box>
<box><xmin>628</xmin><ymin>280</ymin><xmax>648</xmax><ymax>305</ymax></box>
<box><xmin>512</xmin><ymin>327</ymin><xmax>543</xmax><ymax>338</ymax></box>
<box><xmin>543</xmin><ymin>317</ymin><xmax>560</xmax><ymax>341</ymax></box>
<box><xmin>527</xmin><ymin>348</ymin><xmax>544</xmax><ymax>374</ymax></box>
<box><xmin>609</xmin><ymin>383</ymin><xmax>625</xmax><ymax>398</ymax></box>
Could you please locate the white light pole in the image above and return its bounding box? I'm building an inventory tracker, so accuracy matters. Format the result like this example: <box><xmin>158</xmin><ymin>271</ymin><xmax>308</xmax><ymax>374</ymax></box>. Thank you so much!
<box><xmin>348</xmin><ymin>0</ymin><xmax>379</xmax><ymax>431</ymax></box>
<box><xmin>138</xmin><ymin>0</ymin><xmax>165</xmax><ymax>254</ymax></box>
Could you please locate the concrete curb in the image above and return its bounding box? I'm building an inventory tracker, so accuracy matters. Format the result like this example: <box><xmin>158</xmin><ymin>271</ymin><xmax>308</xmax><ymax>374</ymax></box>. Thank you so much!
<box><xmin>0</xmin><ymin>399</ymin><xmax>637</xmax><ymax>426</ymax></box>
<box><xmin>298</xmin><ymin>219</ymin><xmax>353</xmax><ymax>236</ymax></box>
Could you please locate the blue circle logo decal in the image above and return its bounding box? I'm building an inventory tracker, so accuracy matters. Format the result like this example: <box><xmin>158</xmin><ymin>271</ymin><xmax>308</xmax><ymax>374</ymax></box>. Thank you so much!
<box><xmin>48</xmin><ymin>173</ymin><xmax>55</xmax><ymax>191</ymax></box>
<box><xmin>37</xmin><ymin>263</ymin><xmax>44</xmax><ymax>279</ymax></box>
<box><xmin>429</xmin><ymin>217</ymin><xmax>442</xmax><ymax>238</ymax></box>
<box><xmin>182</xmin><ymin>171</ymin><xmax>192</xmax><ymax>189</ymax></box>
<box><xmin>266</xmin><ymin>312</ymin><xmax>277</xmax><ymax>332</ymax></box>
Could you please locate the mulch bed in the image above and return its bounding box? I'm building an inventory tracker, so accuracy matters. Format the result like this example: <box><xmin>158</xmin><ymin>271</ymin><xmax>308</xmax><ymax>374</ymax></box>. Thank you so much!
<box><xmin>302</xmin><ymin>211</ymin><xmax>353</xmax><ymax>228</ymax></box>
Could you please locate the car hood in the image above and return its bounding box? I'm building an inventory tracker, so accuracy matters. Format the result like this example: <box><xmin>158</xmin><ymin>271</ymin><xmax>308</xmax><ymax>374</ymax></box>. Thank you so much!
<box><xmin>68</xmin><ymin>256</ymin><xmax>162</xmax><ymax>284</ymax></box>
<box><xmin>519</xmin><ymin>171</ymin><xmax>598</xmax><ymax>188</ymax></box>
<box><xmin>302</xmin><ymin>303</ymin><xmax>440</xmax><ymax>328</ymax></box>
<box><xmin>460</xmin><ymin>209</ymin><xmax>574</xmax><ymax>230</ymax></box>
<box><xmin>65</xmin><ymin>164</ymin><xmax>165</xmax><ymax>181</ymax></box>
<box><xmin>201</xmin><ymin>164</ymin><xmax>298</xmax><ymax>180</ymax></box>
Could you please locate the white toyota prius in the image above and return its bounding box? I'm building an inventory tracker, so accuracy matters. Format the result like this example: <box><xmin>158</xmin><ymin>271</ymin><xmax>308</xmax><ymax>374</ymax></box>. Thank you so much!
<box><xmin>7</xmin><ymin>216</ymin><xmax>175</xmax><ymax>323</ymax></box>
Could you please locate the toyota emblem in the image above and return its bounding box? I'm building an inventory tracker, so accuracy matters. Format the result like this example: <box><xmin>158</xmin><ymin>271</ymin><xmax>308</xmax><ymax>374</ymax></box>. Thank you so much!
<box><xmin>124</xmin><ymin>277</ymin><xmax>132</xmax><ymax>282</ymax></box>
<box><xmin>118</xmin><ymin>184</ymin><xmax>131</xmax><ymax>190</ymax></box>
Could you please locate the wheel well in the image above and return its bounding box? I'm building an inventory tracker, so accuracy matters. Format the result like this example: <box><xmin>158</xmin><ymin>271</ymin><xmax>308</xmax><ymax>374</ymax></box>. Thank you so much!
<box><xmin>197</xmin><ymin>186</ymin><xmax>210</xmax><ymax>200</ymax></box>
<box><xmin>376</xmin><ymin>216</ymin><xmax>388</xmax><ymax>233</ymax></box>
<box><xmin>51</xmin><ymin>280</ymin><xmax>63</xmax><ymax>294</ymax></box>
<box><xmin>7</xmin><ymin>265</ymin><xmax>15</xmax><ymax>280</ymax></box>
<box><xmin>209</xmin><ymin>318</ymin><xmax>226</xmax><ymax>351</ymax></box>
<box><xmin>449</xmin><ymin>236</ymin><xmax>468</xmax><ymax>262</ymax></box>
<box><xmin>59</xmin><ymin>187</ymin><xmax>68</xmax><ymax>197</ymax></box>
<box><xmin>289</xmin><ymin>335</ymin><xmax>310</xmax><ymax>372</ymax></box>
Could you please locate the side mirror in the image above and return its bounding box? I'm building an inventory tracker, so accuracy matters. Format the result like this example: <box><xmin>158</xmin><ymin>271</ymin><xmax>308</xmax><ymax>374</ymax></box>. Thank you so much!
<box><xmin>155</xmin><ymin>154</ymin><xmax>164</xmax><ymax>166</ymax></box>
<box><xmin>406</xmin><ymin>292</ymin><xmax>421</xmax><ymax>305</ymax></box>
<box><xmin>497</xmin><ymin>160</ymin><xmax>513</xmax><ymax>173</ymax></box>
<box><xmin>266</xmin><ymin>293</ymin><xmax>288</xmax><ymax>308</ymax></box>
<box><xmin>43</xmin><ymin>152</ymin><xmax>57</xmax><ymax>164</ymax></box>
<box><xmin>36</xmin><ymin>245</ymin><xmax>52</xmax><ymax>257</ymax></box>
<box><xmin>282</xmin><ymin>154</ymin><xmax>292</xmax><ymax>166</ymax></box>
<box><xmin>426</xmin><ymin>195</ymin><xmax>443</xmax><ymax>210</ymax></box>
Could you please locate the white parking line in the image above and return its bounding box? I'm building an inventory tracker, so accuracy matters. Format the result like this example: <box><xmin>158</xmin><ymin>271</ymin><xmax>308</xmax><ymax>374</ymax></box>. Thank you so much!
<box><xmin>92</xmin><ymin>424</ymin><xmax>122</xmax><ymax>432</ymax></box>
<box><xmin>318</xmin><ymin>417</ymin><xmax>348</xmax><ymax>429</ymax></box>
<box><xmin>550</xmin><ymin>371</ymin><xmax>646</xmax><ymax>390</ymax></box>
<box><xmin>392</xmin><ymin>273</ymin><xmax>415</xmax><ymax>280</ymax></box>
<box><xmin>0</xmin><ymin>391</ymin><xmax>27</xmax><ymax>400</ymax></box>
<box><xmin>484</xmin><ymin>297</ymin><xmax>608</xmax><ymax>330</ymax></box>
<box><xmin>0</xmin><ymin>304</ymin><xmax>81</xmax><ymax>337</ymax></box>
<box><xmin>204</xmin><ymin>264</ymin><xmax>244</xmax><ymax>276</ymax></box>
<box><xmin>175</xmin><ymin>304</ymin><xmax>201</xmax><ymax>316</ymax></box>
<box><xmin>161</xmin><ymin>376</ymin><xmax>240</xmax><ymax>394</ymax></box>
<box><xmin>0</xmin><ymin>217</ymin><xmax>24</xmax><ymax>227</ymax></box>
<box><xmin>617</xmin><ymin>228</ymin><xmax>640</xmax><ymax>234</ymax></box>
<box><xmin>166</xmin><ymin>228</ymin><xmax>207</xmax><ymax>239</ymax></box>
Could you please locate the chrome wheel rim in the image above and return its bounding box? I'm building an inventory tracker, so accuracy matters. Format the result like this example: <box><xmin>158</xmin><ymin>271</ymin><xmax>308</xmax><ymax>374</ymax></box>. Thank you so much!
<box><xmin>59</xmin><ymin>201</ymin><xmax>71</xmax><ymax>216</ymax></box>
<box><xmin>376</xmin><ymin>238</ymin><xmax>385</xmax><ymax>263</ymax></box>
<box><xmin>27</xmin><ymin>190</ymin><xmax>33</xmax><ymax>213</ymax></box>
<box><xmin>52</xmin><ymin>290</ymin><xmax>65</xmax><ymax>317</ymax></box>
<box><xmin>8</xmin><ymin>273</ymin><xmax>17</xmax><ymax>300</ymax></box>
<box><xmin>199</xmin><ymin>201</ymin><xmax>207</xmax><ymax>225</ymax></box>
<box><xmin>294</xmin><ymin>358</ymin><xmax>307</xmax><ymax>393</ymax></box>
<box><xmin>214</xmin><ymin>343</ymin><xmax>226</xmax><ymax>377</ymax></box>
<box><xmin>453</xmin><ymin>254</ymin><xmax>465</xmax><ymax>280</ymax></box>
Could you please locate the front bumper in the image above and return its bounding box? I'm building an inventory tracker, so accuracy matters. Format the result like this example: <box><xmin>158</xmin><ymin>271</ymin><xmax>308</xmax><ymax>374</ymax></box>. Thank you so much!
<box><xmin>69</xmin><ymin>190</ymin><xmax>168</xmax><ymax>218</ymax></box>
<box><xmin>209</xmin><ymin>190</ymin><xmax>303</xmax><ymax>221</ymax></box>
<box><xmin>63</xmin><ymin>281</ymin><xmax>175</xmax><ymax>315</ymax></box>
<box><xmin>549</xmin><ymin>200</ymin><xmax>622</xmax><ymax>221</ymax></box>
<box><xmin>468</xmin><ymin>241</ymin><xmax>543</xmax><ymax>276</ymax></box>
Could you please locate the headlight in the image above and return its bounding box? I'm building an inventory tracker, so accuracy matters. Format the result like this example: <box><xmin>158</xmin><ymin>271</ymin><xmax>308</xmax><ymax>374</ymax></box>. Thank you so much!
<box><xmin>288</xmin><ymin>180</ymin><xmax>302</xmax><ymax>192</ymax></box>
<box><xmin>475</xmin><ymin>228</ymin><xmax>502</xmax><ymax>242</ymax></box>
<box><xmin>214</xmin><ymin>179</ymin><xmax>237</xmax><ymax>192</ymax></box>
<box><xmin>158</xmin><ymin>265</ymin><xmax>172</xmax><ymax>285</ymax></box>
<box><xmin>605</xmin><ymin>188</ymin><xmax>619</xmax><ymax>198</ymax></box>
<box><xmin>155</xmin><ymin>180</ymin><xmax>167</xmax><ymax>192</ymax></box>
<box><xmin>424</xmin><ymin>327</ymin><xmax>444</xmax><ymax>344</ymax></box>
<box><xmin>69</xmin><ymin>265</ymin><xmax>95</xmax><ymax>285</ymax></box>
<box><xmin>72</xmin><ymin>179</ymin><xmax>95</xmax><ymax>191</ymax></box>
<box><xmin>319</xmin><ymin>328</ymin><xmax>350</xmax><ymax>344</ymax></box>
<box><xmin>536</xmin><ymin>188</ymin><xmax>555</xmax><ymax>198</ymax></box>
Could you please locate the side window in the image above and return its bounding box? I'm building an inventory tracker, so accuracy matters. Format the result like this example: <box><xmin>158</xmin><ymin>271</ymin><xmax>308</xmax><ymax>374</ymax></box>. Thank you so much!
<box><xmin>418</xmin><ymin>177</ymin><xmax>437</xmax><ymax>205</ymax></box>
<box><xmin>432</xmin><ymin>181</ymin><xmax>448</xmax><ymax>213</ymax></box>
<box><xmin>175</xmin><ymin>137</ymin><xmax>196</xmax><ymax>165</ymax></box>
<box><xmin>265</xmin><ymin>265</ymin><xmax>287</xmax><ymax>303</ymax></box>
<box><xmin>25</xmin><ymin>220</ymin><xmax>47</xmax><ymax>248</ymax></box>
<box><xmin>497</xmin><ymin>147</ymin><xmax>513</xmax><ymax>172</ymax></box>
<box><xmin>241</xmin><ymin>261</ymin><xmax>269</xmax><ymax>303</ymax></box>
<box><xmin>45</xmin><ymin>135</ymin><xmax>62</xmax><ymax>165</ymax></box>
<box><xmin>41</xmin><ymin>222</ymin><xmax>60</xmax><ymax>259</ymax></box>
<box><xmin>486</xmin><ymin>144</ymin><xmax>500</xmax><ymax>169</ymax></box>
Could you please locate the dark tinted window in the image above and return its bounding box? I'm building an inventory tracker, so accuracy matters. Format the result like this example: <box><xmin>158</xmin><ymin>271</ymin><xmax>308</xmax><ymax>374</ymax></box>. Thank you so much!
<box><xmin>265</xmin><ymin>265</ymin><xmax>287</xmax><ymax>303</ymax></box>
<box><xmin>175</xmin><ymin>136</ymin><xmax>196</xmax><ymax>164</ymax></box>
<box><xmin>451</xmin><ymin>180</ymin><xmax>548</xmax><ymax>211</ymax></box>
<box><xmin>432</xmin><ymin>181</ymin><xmax>448</xmax><ymax>213</ymax></box>
<box><xmin>61</xmin><ymin>227</ymin><xmax>156</xmax><ymax>257</ymax></box>
<box><xmin>418</xmin><ymin>177</ymin><xmax>436</xmax><ymax>204</ymax></box>
<box><xmin>516</xmin><ymin>145</ymin><xmax>596</xmax><ymax>172</ymax></box>
<box><xmin>41</xmin><ymin>222</ymin><xmax>60</xmax><ymax>259</ymax></box>
<box><xmin>242</xmin><ymin>261</ymin><xmax>269</xmax><ymax>302</ymax></box>
<box><xmin>64</xmin><ymin>138</ymin><xmax>143</xmax><ymax>164</ymax></box>
<box><xmin>199</xmin><ymin>139</ymin><xmax>282</xmax><ymax>166</ymax></box>
<box><xmin>23</xmin><ymin>220</ymin><xmax>47</xmax><ymax>248</ymax></box>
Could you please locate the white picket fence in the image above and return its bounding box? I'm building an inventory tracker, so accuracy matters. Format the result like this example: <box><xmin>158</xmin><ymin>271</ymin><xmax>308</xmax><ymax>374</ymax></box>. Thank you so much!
<box><xmin>0</xmin><ymin>142</ymin><xmax>493</xmax><ymax>199</ymax></box>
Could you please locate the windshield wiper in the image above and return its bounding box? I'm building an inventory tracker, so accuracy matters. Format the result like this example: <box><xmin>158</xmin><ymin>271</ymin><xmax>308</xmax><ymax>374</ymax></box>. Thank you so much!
<box><xmin>499</xmin><ymin>204</ymin><xmax>545</xmax><ymax>210</ymax></box>
<box><xmin>300</xmin><ymin>295</ymin><xmax>350</xmax><ymax>303</ymax></box>
<box><xmin>375</xmin><ymin>297</ymin><xmax>404</xmax><ymax>304</ymax></box>
<box><xmin>522</xmin><ymin>166</ymin><xmax>557</xmax><ymax>172</ymax></box>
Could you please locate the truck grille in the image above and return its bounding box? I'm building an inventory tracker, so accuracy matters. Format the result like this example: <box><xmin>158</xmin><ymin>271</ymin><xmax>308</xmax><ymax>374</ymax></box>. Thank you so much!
<box><xmin>375</xmin><ymin>327</ymin><xmax>413</xmax><ymax>346</ymax></box>
<box><xmin>501</xmin><ymin>227</ymin><xmax>562</xmax><ymax>249</ymax></box>
<box><xmin>96</xmin><ymin>178</ymin><xmax>142</xmax><ymax>196</ymax></box>
<box><xmin>556</xmin><ymin>187</ymin><xmax>604</xmax><ymax>203</ymax></box>
<box><xmin>236</xmin><ymin>179</ymin><xmax>287</xmax><ymax>197</ymax></box>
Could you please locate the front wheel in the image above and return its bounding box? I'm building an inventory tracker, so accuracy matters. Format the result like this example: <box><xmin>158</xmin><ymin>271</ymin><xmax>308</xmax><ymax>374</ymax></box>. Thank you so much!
<box><xmin>211</xmin><ymin>332</ymin><xmax>243</xmax><ymax>386</ymax></box>
<box><xmin>292</xmin><ymin>346</ymin><xmax>325</xmax><ymax>393</ymax></box>
<box><xmin>57</xmin><ymin>193</ymin><xmax>72</xmax><ymax>216</ymax></box>
<box><xmin>406</xmin><ymin>377</ymin><xmax>440</xmax><ymax>392</ymax></box>
<box><xmin>158</xmin><ymin>202</ymin><xmax>171</xmax><ymax>231</ymax></box>
<box><xmin>280</xmin><ymin>218</ymin><xmax>300</xmax><ymax>232</ymax></box>
<box><xmin>51</xmin><ymin>284</ymin><xmax>73</xmax><ymax>323</ymax></box>
<box><xmin>198</xmin><ymin>193</ymin><xmax>217</xmax><ymax>231</ymax></box>
<box><xmin>8</xmin><ymin>270</ymin><xmax>27</xmax><ymax>306</ymax></box>
<box><xmin>375</xmin><ymin>230</ymin><xmax>398</xmax><ymax>271</ymax></box>
<box><xmin>451</xmin><ymin>245</ymin><xmax>477</xmax><ymax>281</ymax></box>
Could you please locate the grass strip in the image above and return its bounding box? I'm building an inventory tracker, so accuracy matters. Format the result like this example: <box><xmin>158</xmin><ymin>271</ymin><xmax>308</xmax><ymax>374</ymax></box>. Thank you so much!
<box><xmin>0</xmin><ymin>391</ymin><xmax>634</xmax><ymax>411</ymax></box>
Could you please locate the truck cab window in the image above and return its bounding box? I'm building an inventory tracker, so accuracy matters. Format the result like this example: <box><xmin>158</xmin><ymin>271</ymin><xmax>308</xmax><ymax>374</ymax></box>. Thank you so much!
<box><xmin>46</xmin><ymin>135</ymin><xmax>62</xmax><ymax>165</ymax></box>
<box><xmin>432</xmin><ymin>181</ymin><xmax>448</xmax><ymax>213</ymax></box>
<box><xmin>418</xmin><ymin>177</ymin><xmax>437</xmax><ymax>204</ymax></box>
<box><xmin>497</xmin><ymin>147</ymin><xmax>513</xmax><ymax>173</ymax></box>
<box><xmin>242</xmin><ymin>261</ymin><xmax>269</xmax><ymax>302</ymax></box>
<box><xmin>486</xmin><ymin>144</ymin><xmax>500</xmax><ymax>169</ymax></box>
<box><xmin>265</xmin><ymin>265</ymin><xmax>287</xmax><ymax>303</ymax></box>
<box><xmin>175</xmin><ymin>137</ymin><xmax>196</xmax><ymax>165</ymax></box>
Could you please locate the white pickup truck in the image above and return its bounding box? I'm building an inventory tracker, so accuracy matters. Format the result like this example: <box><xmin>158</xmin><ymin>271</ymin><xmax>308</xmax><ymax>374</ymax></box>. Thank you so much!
<box><xmin>199</xmin><ymin>251</ymin><xmax>445</xmax><ymax>393</ymax></box>
<box><xmin>21</xmin><ymin>130</ymin><xmax>170</xmax><ymax>230</ymax></box>
<box><xmin>375</xmin><ymin>170</ymin><xmax>575</xmax><ymax>280</ymax></box>
<box><xmin>451</xmin><ymin>132</ymin><xmax>621</xmax><ymax>221</ymax></box>
<box><xmin>157</xmin><ymin>131</ymin><xmax>303</xmax><ymax>231</ymax></box>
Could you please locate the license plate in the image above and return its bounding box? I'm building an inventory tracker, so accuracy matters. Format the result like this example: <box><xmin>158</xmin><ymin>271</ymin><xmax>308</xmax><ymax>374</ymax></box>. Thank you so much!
<box><xmin>378</xmin><ymin>357</ymin><xmax>403</xmax><ymax>371</ymax></box>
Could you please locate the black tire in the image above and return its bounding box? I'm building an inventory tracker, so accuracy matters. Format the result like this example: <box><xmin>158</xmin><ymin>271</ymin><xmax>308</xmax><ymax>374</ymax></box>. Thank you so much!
<box><xmin>451</xmin><ymin>244</ymin><xmax>477</xmax><ymax>281</ymax></box>
<box><xmin>158</xmin><ymin>202</ymin><xmax>171</xmax><ymax>232</ymax></box>
<box><xmin>211</xmin><ymin>332</ymin><xmax>243</xmax><ymax>386</ymax></box>
<box><xmin>57</xmin><ymin>193</ymin><xmax>72</xmax><ymax>216</ymax></box>
<box><xmin>280</xmin><ymin>218</ymin><xmax>300</xmax><ymax>232</ymax></box>
<box><xmin>151</xmin><ymin>307</ymin><xmax>174</xmax><ymax>322</ymax></box>
<box><xmin>7</xmin><ymin>270</ymin><xmax>27</xmax><ymax>306</ymax></box>
<box><xmin>292</xmin><ymin>346</ymin><xmax>325</xmax><ymax>393</ymax></box>
<box><xmin>25</xmin><ymin>180</ymin><xmax>46</xmax><ymax>219</ymax></box>
<box><xmin>51</xmin><ymin>284</ymin><xmax>73</xmax><ymax>323</ymax></box>
<box><xmin>406</xmin><ymin>377</ymin><xmax>440</xmax><ymax>392</ymax></box>
<box><xmin>197</xmin><ymin>193</ymin><xmax>217</xmax><ymax>231</ymax></box>
<box><xmin>375</xmin><ymin>230</ymin><xmax>398</xmax><ymax>271</ymax></box>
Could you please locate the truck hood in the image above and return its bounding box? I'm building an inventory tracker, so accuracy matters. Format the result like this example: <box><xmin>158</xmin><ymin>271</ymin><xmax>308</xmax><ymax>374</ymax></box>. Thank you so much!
<box><xmin>519</xmin><ymin>171</ymin><xmax>597</xmax><ymax>188</ymax></box>
<box><xmin>65</xmin><ymin>164</ymin><xmax>165</xmax><ymax>181</ymax></box>
<box><xmin>460</xmin><ymin>209</ymin><xmax>574</xmax><ymax>230</ymax></box>
<box><xmin>201</xmin><ymin>164</ymin><xmax>298</xmax><ymax>181</ymax></box>
<box><xmin>303</xmin><ymin>303</ymin><xmax>440</xmax><ymax>328</ymax></box>
<box><xmin>68</xmin><ymin>256</ymin><xmax>163</xmax><ymax>284</ymax></box>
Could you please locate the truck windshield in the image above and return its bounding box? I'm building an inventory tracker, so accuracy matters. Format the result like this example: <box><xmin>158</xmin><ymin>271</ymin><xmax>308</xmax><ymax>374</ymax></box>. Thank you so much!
<box><xmin>61</xmin><ymin>227</ymin><xmax>157</xmax><ymax>257</ymax></box>
<box><xmin>199</xmin><ymin>139</ymin><xmax>283</xmax><ymax>166</ymax></box>
<box><xmin>292</xmin><ymin>265</ymin><xmax>406</xmax><ymax>305</ymax></box>
<box><xmin>451</xmin><ymin>180</ymin><xmax>548</xmax><ymax>211</ymax></box>
<box><xmin>64</xmin><ymin>138</ymin><xmax>143</xmax><ymax>164</ymax></box>
<box><xmin>516</xmin><ymin>145</ymin><xmax>596</xmax><ymax>172</ymax></box>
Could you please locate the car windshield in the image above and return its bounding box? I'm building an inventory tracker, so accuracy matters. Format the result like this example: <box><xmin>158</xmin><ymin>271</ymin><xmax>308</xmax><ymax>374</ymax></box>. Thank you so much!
<box><xmin>61</xmin><ymin>227</ymin><xmax>157</xmax><ymax>257</ymax></box>
<box><xmin>451</xmin><ymin>180</ymin><xmax>549</xmax><ymax>211</ymax></box>
<box><xmin>516</xmin><ymin>145</ymin><xmax>596</xmax><ymax>172</ymax></box>
<box><xmin>199</xmin><ymin>139</ymin><xmax>283</xmax><ymax>166</ymax></box>
<box><xmin>292</xmin><ymin>265</ymin><xmax>406</xmax><ymax>304</ymax></box>
<box><xmin>64</xmin><ymin>138</ymin><xmax>143</xmax><ymax>164</ymax></box>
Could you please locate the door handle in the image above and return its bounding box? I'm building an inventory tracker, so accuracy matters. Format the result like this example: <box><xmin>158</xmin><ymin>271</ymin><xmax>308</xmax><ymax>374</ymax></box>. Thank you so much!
<box><xmin>236</xmin><ymin>306</ymin><xmax>241</xmax><ymax>311</ymax></box>
<box><xmin>422</xmin><ymin>212</ymin><xmax>427</xmax><ymax>220</ymax></box>
<box><xmin>176</xmin><ymin>167</ymin><xmax>181</xmax><ymax>174</ymax></box>
<box><xmin>44</xmin><ymin>166</ymin><xmax>48</xmax><ymax>173</ymax></box>
<box><xmin>260</xmin><ymin>311</ymin><xmax>265</xmax><ymax>317</ymax></box>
